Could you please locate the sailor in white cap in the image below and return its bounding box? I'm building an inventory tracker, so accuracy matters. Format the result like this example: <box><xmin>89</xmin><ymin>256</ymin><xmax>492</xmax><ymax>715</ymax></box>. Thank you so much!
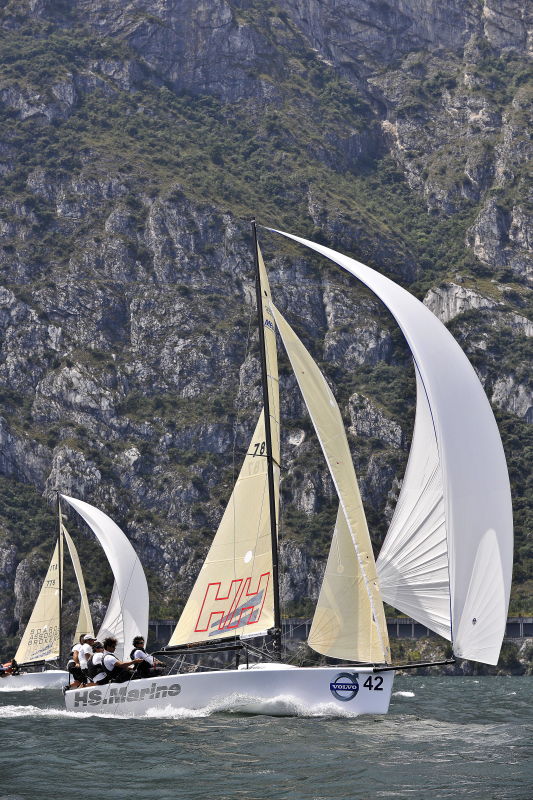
<box><xmin>78</xmin><ymin>634</ymin><xmax>96</xmax><ymax>683</ymax></box>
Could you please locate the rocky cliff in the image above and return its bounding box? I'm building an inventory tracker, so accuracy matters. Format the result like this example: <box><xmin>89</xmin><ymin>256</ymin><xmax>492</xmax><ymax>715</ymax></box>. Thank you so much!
<box><xmin>0</xmin><ymin>0</ymin><xmax>530</xmax><ymax>656</ymax></box>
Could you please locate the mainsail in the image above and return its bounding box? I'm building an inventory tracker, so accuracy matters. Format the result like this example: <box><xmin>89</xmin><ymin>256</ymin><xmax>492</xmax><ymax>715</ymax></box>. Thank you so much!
<box><xmin>61</xmin><ymin>495</ymin><xmax>149</xmax><ymax>660</ymax></box>
<box><xmin>62</xmin><ymin>522</ymin><xmax>94</xmax><ymax>644</ymax></box>
<box><xmin>268</xmin><ymin>228</ymin><xmax>513</xmax><ymax>665</ymax></box>
<box><xmin>272</xmin><ymin>305</ymin><xmax>390</xmax><ymax>664</ymax></box>
<box><xmin>169</xmin><ymin>244</ymin><xmax>280</xmax><ymax>647</ymax></box>
<box><xmin>14</xmin><ymin>539</ymin><xmax>62</xmax><ymax>664</ymax></box>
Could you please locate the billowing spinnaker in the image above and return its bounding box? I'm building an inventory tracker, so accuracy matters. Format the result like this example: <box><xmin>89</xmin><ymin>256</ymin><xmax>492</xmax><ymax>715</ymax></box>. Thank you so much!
<box><xmin>62</xmin><ymin>523</ymin><xmax>94</xmax><ymax>644</ymax></box>
<box><xmin>14</xmin><ymin>540</ymin><xmax>61</xmax><ymax>664</ymax></box>
<box><xmin>269</xmin><ymin>228</ymin><xmax>513</xmax><ymax>665</ymax></box>
<box><xmin>169</xmin><ymin>246</ymin><xmax>280</xmax><ymax>647</ymax></box>
<box><xmin>377</xmin><ymin>366</ymin><xmax>451</xmax><ymax>640</ymax></box>
<box><xmin>272</xmin><ymin>305</ymin><xmax>390</xmax><ymax>664</ymax></box>
<box><xmin>61</xmin><ymin>495</ymin><xmax>149</xmax><ymax>660</ymax></box>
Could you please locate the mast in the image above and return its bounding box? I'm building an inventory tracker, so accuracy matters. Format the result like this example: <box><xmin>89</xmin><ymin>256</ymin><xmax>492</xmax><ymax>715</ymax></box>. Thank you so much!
<box><xmin>57</xmin><ymin>491</ymin><xmax>63</xmax><ymax>665</ymax></box>
<box><xmin>251</xmin><ymin>219</ymin><xmax>282</xmax><ymax>659</ymax></box>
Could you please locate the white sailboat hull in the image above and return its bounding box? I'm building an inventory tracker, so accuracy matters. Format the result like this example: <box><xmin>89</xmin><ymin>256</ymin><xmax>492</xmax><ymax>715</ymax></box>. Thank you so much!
<box><xmin>64</xmin><ymin>664</ymin><xmax>394</xmax><ymax>716</ymax></box>
<box><xmin>0</xmin><ymin>669</ymin><xmax>68</xmax><ymax>690</ymax></box>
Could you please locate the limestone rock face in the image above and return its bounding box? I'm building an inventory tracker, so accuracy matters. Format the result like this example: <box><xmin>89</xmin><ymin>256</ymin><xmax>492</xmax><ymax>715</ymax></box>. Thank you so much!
<box><xmin>348</xmin><ymin>393</ymin><xmax>403</xmax><ymax>448</ymax></box>
<box><xmin>0</xmin><ymin>539</ymin><xmax>18</xmax><ymax>637</ymax></box>
<box><xmin>0</xmin><ymin>0</ymin><xmax>530</xmax><ymax>643</ymax></box>
<box><xmin>424</xmin><ymin>283</ymin><xmax>502</xmax><ymax>323</ymax></box>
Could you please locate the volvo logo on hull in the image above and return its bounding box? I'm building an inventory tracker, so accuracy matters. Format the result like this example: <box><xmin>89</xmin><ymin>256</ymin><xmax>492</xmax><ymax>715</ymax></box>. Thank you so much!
<box><xmin>330</xmin><ymin>672</ymin><xmax>359</xmax><ymax>701</ymax></box>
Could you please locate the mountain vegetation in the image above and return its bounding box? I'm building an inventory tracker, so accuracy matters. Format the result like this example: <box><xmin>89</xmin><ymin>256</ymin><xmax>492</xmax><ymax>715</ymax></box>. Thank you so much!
<box><xmin>0</xmin><ymin>0</ymin><xmax>530</xmax><ymax>658</ymax></box>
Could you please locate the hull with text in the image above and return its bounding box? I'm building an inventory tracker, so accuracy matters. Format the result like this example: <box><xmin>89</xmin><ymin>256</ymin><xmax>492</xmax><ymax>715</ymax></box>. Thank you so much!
<box><xmin>0</xmin><ymin>670</ymin><xmax>68</xmax><ymax>690</ymax></box>
<box><xmin>64</xmin><ymin>664</ymin><xmax>394</xmax><ymax>716</ymax></box>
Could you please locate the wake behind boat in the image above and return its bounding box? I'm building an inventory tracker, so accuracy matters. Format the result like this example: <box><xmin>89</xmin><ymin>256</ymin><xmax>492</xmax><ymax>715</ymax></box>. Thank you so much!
<box><xmin>65</xmin><ymin>225</ymin><xmax>512</xmax><ymax>717</ymax></box>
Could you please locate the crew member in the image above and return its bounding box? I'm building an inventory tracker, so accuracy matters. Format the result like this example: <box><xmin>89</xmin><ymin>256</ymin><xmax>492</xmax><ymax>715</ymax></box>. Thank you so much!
<box><xmin>78</xmin><ymin>634</ymin><xmax>95</xmax><ymax>682</ymax></box>
<box><xmin>130</xmin><ymin>636</ymin><xmax>164</xmax><ymax>679</ymax></box>
<box><xmin>69</xmin><ymin>634</ymin><xmax>88</xmax><ymax>688</ymax></box>
<box><xmin>66</xmin><ymin>647</ymin><xmax>85</xmax><ymax>688</ymax></box>
<box><xmin>86</xmin><ymin>641</ymin><xmax>105</xmax><ymax>685</ymax></box>
<box><xmin>99</xmin><ymin>636</ymin><xmax>142</xmax><ymax>684</ymax></box>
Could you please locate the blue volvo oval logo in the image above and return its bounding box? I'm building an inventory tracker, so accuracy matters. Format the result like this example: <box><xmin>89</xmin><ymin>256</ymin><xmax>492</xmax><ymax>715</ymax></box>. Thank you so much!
<box><xmin>330</xmin><ymin>672</ymin><xmax>359</xmax><ymax>701</ymax></box>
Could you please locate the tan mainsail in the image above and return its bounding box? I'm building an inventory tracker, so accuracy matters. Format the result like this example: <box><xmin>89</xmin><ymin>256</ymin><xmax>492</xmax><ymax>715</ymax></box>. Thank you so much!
<box><xmin>272</xmin><ymin>305</ymin><xmax>390</xmax><ymax>663</ymax></box>
<box><xmin>14</xmin><ymin>539</ymin><xmax>62</xmax><ymax>664</ymax></box>
<box><xmin>62</xmin><ymin>522</ymin><xmax>94</xmax><ymax>643</ymax></box>
<box><xmin>169</xmin><ymin>246</ymin><xmax>280</xmax><ymax>646</ymax></box>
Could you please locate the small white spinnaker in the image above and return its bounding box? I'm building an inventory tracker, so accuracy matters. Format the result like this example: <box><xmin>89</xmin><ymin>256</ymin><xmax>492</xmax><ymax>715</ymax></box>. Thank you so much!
<box><xmin>61</xmin><ymin>495</ymin><xmax>149</xmax><ymax>660</ymax></box>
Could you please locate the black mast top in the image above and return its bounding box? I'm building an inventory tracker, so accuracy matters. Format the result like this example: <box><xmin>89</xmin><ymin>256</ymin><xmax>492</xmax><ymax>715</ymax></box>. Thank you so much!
<box><xmin>251</xmin><ymin>220</ymin><xmax>282</xmax><ymax>660</ymax></box>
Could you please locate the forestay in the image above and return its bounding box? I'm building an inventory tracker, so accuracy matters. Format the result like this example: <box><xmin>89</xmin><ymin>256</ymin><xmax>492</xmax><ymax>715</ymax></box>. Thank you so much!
<box><xmin>61</xmin><ymin>495</ymin><xmax>149</xmax><ymax>660</ymax></box>
<box><xmin>268</xmin><ymin>228</ymin><xmax>513</xmax><ymax>665</ymax></box>
<box><xmin>169</xmin><ymin>245</ymin><xmax>280</xmax><ymax>647</ymax></box>
<box><xmin>273</xmin><ymin>305</ymin><xmax>390</xmax><ymax>664</ymax></box>
<box><xmin>14</xmin><ymin>539</ymin><xmax>61</xmax><ymax>664</ymax></box>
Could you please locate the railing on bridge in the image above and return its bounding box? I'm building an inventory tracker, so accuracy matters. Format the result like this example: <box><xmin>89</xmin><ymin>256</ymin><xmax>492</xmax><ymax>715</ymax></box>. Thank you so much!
<box><xmin>148</xmin><ymin>617</ymin><xmax>532</xmax><ymax>648</ymax></box>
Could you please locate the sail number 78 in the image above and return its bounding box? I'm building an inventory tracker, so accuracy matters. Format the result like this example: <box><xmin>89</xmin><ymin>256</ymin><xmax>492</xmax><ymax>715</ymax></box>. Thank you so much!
<box><xmin>252</xmin><ymin>441</ymin><xmax>266</xmax><ymax>457</ymax></box>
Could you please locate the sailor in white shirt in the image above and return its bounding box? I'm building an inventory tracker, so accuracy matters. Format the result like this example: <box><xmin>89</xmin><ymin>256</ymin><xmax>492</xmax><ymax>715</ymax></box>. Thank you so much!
<box><xmin>78</xmin><ymin>634</ymin><xmax>95</xmax><ymax>680</ymax></box>
<box><xmin>129</xmin><ymin>636</ymin><xmax>164</xmax><ymax>679</ymax></box>
<box><xmin>97</xmin><ymin>636</ymin><xmax>141</xmax><ymax>684</ymax></box>
<box><xmin>69</xmin><ymin>634</ymin><xmax>90</xmax><ymax>686</ymax></box>
<box><xmin>87</xmin><ymin>641</ymin><xmax>106</xmax><ymax>684</ymax></box>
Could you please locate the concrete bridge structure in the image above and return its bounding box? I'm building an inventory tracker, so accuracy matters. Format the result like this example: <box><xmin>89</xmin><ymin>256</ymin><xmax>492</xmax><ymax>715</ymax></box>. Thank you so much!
<box><xmin>148</xmin><ymin>617</ymin><xmax>533</xmax><ymax>650</ymax></box>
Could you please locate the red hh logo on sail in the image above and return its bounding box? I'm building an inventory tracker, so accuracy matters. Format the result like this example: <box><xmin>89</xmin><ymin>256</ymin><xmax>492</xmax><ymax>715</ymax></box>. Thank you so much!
<box><xmin>195</xmin><ymin>573</ymin><xmax>270</xmax><ymax>635</ymax></box>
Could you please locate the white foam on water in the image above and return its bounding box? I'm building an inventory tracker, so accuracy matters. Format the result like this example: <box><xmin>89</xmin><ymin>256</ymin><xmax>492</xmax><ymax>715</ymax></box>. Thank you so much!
<box><xmin>0</xmin><ymin>685</ymin><xmax>49</xmax><ymax>693</ymax></box>
<box><xmin>0</xmin><ymin>704</ymin><xmax>73</xmax><ymax>718</ymax></box>
<box><xmin>0</xmin><ymin>703</ymin><xmax>152</xmax><ymax>721</ymax></box>
<box><xmin>393</xmin><ymin>691</ymin><xmax>415</xmax><ymax>698</ymax></box>
<box><xmin>135</xmin><ymin>692</ymin><xmax>364</xmax><ymax>719</ymax></box>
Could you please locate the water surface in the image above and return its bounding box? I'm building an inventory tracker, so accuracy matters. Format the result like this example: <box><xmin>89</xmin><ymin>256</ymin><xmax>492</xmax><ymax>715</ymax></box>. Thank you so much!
<box><xmin>1</xmin><ymin>676</ymin><xmax>531</xmax><ymax>799</ymax></box>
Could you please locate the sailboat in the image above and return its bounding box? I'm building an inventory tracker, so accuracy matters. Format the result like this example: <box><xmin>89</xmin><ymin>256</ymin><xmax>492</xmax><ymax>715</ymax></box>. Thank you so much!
<box><xmin>2</xmin><ymin>498</ymin><xmax>93</xmax><ymax>689</ymax></box>
<box><xmin>60</xmin><ymin>494</ymin><xmax>149</xmax><ymax>662</ymax></box>
<box><xmin>4</xmin><ymin>495</ymin><xmax>149</xmax><ymax>689</ymax></box>
<box><xmin>64</xmin><ymin>225</ymin><xmax>512</xmax><ymax>717</ymax></box>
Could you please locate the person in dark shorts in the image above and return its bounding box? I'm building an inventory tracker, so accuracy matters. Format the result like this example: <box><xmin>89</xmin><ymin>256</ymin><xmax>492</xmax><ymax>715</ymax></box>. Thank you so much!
<box><xmin>66</xmin><ymin>645</ymin><xmax>85</xmax><ymax>688</ymax></box>
<box><xmin>130</xmin><ymin>636</ymin><xmax>164</xmax><ymax>679</ymax></box>
<box><xmin>98</xmin><ymin>637</ymin><xmax>142</xmax><ymax>684</ymax></box>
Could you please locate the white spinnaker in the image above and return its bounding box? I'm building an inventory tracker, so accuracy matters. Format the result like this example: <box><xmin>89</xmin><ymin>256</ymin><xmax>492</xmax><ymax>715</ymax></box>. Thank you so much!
<box><xmin>61</xmin><ymin>523</ymin><xmax>94</xmax><ymax>644</ymax></box>
<box><xmin>268</xmin><ymin>228</ymin><xmax>513</xmax><ymax>665</ymax></box>
<box><xmin>61</xmin><ymin>495</ymin><xmax>149</xmax><ymax>660</ymax></box>
<box><xmin>168</xmin><ymin>245</ymin><xmax>280</xmax><ymax>647</ymax></box>
<box><xmin>273</xmin><ymin>305</ymin><xmax>389</xmax><ymax>663</ymax></box>
<box><xmin>377</xmin><ymin>365</ymin><xmax>451</xmax><ymax>640</ymax></box>
<box><xmin>14</xmin><ymin>539</ymin><xmax>62</xmax><ymax>664</ymax></box>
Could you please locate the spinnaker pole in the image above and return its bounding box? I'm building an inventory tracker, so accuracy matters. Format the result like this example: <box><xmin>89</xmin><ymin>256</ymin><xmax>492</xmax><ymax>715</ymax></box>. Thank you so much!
<box><xmin>251</xmin><ymin>219</ymin><xmax>282</xmax><ymax>659</ymax></box>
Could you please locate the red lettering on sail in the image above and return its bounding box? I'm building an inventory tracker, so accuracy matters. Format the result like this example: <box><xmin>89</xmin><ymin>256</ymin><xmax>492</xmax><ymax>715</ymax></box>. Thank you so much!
<box><xmin>194</xmin><ymin>573</ymin><xmax>270</xmax><ymax>633</ymax></box>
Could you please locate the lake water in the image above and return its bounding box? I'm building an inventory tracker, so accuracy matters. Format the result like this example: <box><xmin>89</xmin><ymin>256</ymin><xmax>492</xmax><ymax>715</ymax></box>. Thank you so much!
<box><xmin>0</xmin><ymin>676</ymin><xmax>531</xmax><ymax>799</ymax></box>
